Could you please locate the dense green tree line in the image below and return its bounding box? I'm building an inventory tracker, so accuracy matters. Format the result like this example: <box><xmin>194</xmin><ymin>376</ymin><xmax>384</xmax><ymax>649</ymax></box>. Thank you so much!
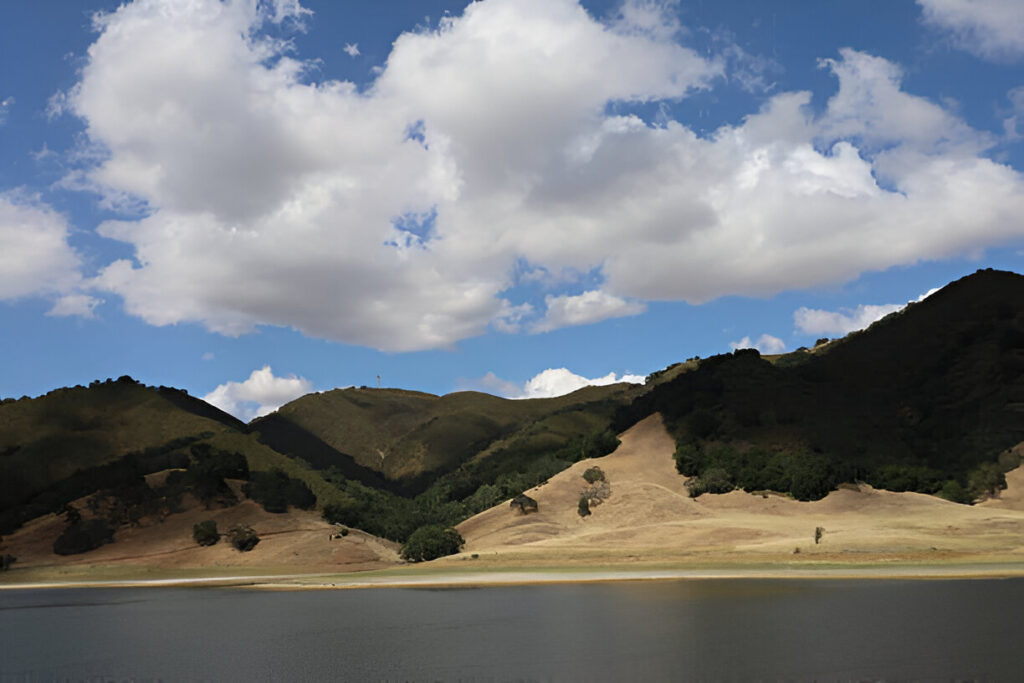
<box><xmin>322</xmin><ymin>429</ymin><xmax>620</xmax><ymax>544</ymax></box>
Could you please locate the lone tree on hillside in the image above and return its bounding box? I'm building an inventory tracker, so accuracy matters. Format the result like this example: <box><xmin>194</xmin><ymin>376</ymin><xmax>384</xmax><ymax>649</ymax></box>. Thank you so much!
<box><xmin>400</xmin><ymin>525</ymin><xmax>464</xmax><ymax>562</ymax></box>
<box><xmin>227</xmin><ymin>524</ymin><xmax>259</xmax><ymax>552</ymax></box>
<box><xmin>582</xmin><ymin>466</ymin><xmax>605</xmax><ymax>484</ymax></box>
<box><xmin>578</xmin><ymin>496</ymin><xmax>591</xmax><ymax>518</ymax></box>
<box><xmin>510</xmin><ymin>494</ymin><xmax>538</xmax><ymax>514</ymax></box>
<box><xmin>192</xmin><ymin>520</ymin><xmax>220</xmax><ymax>546</ymax></box>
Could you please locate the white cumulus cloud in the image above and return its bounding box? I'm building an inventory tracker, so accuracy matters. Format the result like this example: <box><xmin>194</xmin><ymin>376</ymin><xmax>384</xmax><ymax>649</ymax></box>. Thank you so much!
<box><xmin>0</xmin><ymin>192</ymin><xmax>89</xmax><ymax>306</ymax></box>
<box><xmin>521</xmin><ymin>368</ymin><xmax>646</xmax><ymax>399</ymax></box>
<box><xmin>462</xmin><ymin>367</ymin><xmax>645</xmax><ymax>399</ymax></box>
<box><xmin>203</xmin><ymin>365</ymin><xmax>313</xmax><ymax>421</ymax></box>
<box><xmin>343</xmin><ymin>42</ymin><xmax>359</xmax><ymax>57</ymax></box>
<box><xmin>532</xmin><ymin>290</ymin><xmax>645</xmax><ymax>333</ymax></box>
<box><xmin>729</xmin><ymin>334</ymin><xmax>786</xmax><ymax>354</ymax></box>
<box><xmin>47</xmin><ymin>293</ymin><xmax>103</xmax><ymax>318</ymax></box>
<box><xmin>48</xmin><ymin>0</ymin><xmax>1024</xmax><ymax>351</ymax></box>
<box><xmin>918</xmin><ymin>0</ymin><xmax>1024</xmax><ymax>61</ymax></box>
<box><xmin>794</xmin><ymin>288</ymin><xmax>940</xmax><ymax>337</ymax></box>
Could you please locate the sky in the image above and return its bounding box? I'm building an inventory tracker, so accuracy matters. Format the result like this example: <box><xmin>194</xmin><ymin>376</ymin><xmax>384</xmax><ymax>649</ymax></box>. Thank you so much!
<box><xmin>2</xmin><ymin>0</ymin><xmax>1023</xmax><ymax>421</ymax></box>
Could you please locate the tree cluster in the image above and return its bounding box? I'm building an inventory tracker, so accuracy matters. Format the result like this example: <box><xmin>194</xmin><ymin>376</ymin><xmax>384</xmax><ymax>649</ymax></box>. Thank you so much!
<box><xmin>399</xmin><ymin>525</ymin><xmax>464</xmax><ymax>562</ymax></box>
<box><xmin>243</xmin><ymin>469</ymin><xmax>316</xmax><ymax>513</ymax></box>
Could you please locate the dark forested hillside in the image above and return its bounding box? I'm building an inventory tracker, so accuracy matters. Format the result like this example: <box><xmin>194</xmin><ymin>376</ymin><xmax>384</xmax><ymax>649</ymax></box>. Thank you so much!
<box><xmin>616</xmin><ymin>269</ymin><xmax>1024</xmax><ymax>501</ymax></box>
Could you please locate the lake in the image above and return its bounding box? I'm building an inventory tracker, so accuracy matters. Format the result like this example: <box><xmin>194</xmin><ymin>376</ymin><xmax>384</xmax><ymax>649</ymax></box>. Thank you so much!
<box><xmin>1</xmin><ymin>578</ymin><xmax>1020</xmax><ymax>681</ymax></box>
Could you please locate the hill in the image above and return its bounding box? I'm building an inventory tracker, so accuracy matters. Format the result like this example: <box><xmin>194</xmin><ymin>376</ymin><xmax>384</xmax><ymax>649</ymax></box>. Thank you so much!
<box><xmin>3</xmin><ymin>268</ymin><xmax>1023</xmax><ymax>573</ymax></box>
<box><xmin>250</xmin><ymin>383</ymin><xmax>640</xmax><ymax>492</ymax></box>
<box><xmin>615</xmin><ymin>269</ymin><xmax>1024</xmax><ymax>501</ymax></box>
<box><xmin>450</xmin><ymin>414</ymin><xmax>1024</xmax><ymax>567</ymax></box>
<box><xmin>0</xmin><ymin>377</ymin><xmax>343</xmax><ymax>536</ymax></box>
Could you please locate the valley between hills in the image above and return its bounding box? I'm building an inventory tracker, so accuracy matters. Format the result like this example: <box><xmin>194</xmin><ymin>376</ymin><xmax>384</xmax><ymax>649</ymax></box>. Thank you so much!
<box><xmin>3</xmin><ymin>268</ymin><xmax>1024</xmax><ymax>587</ymax></box>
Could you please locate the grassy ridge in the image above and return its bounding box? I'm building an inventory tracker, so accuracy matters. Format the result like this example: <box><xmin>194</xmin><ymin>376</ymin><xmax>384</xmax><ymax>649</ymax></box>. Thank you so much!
<box><xmin>0</xmin><ymin>378</ymin><xmax>239</xmax><ymax>510</ymax></box>
<box><xmin>259</xmin><ymin>383</ymin><xmax>642</xmax><ymax>486</ymax></box>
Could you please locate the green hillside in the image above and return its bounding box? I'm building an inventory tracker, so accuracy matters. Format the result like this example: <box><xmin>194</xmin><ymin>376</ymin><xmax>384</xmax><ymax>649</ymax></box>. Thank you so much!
<box><xmin>251</xmin><ymin>383</ymin><xmax>641</xmax><ymax>489</ymax></box>
<box><xmin>0</xmin><ymin>377</ymin><xmax>341</xmax><ymax>535</ymax></box>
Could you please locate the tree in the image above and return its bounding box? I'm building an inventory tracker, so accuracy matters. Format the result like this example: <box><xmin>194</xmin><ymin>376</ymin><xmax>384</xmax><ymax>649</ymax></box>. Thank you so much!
<box><xmin>814</xmin><ymin>527</ymin><xmax>824</xmax><ymax>544</ymax></box>
<box><xmin>0</xmin><ymin>554</ymin><xmax>15</xmax><ymax>571</ymax></box>
<box><xmin>192</xmin><ymin>520</ymin><xmax>220</xmax><ymax>546</ymax></box>
<box><xmin>400</xmin><ymin>525</ymin><xmax>464</xmax><ymax>562</ymax></box>
<box><xmin>582</xmin><ymin>466</ymin><xmax>605</xmax><ymax>484</ymax></box>
<box><xmin>227</xmin><ymin>524</ymin><xmax>260</xmax><ymax>552</ymax></box>
<box><xmin>968</xmin><ymin>462</ymin><xmax>1006</xmax><ymax>501</ymax></box>
<box><xmin>578</xmin><ymin>496</ymin><xmax>591</xmax><ymax>517</ymax></box>
<box><xmin>53</xmin><ymin>519</ymin><xmax>114</xmax><ymax>555</ymax></box>
<box><xmin>244</xmin><ymin>469</ymin><xmax>316</xmax><ymax>513</ymax></box>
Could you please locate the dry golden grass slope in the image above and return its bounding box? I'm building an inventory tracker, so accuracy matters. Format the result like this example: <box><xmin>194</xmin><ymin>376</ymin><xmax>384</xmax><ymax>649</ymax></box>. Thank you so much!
<box><xmin>451</xmin><ymin>414</ymin><xmax>1024</xmax><ymax>568</ymax></box>
<box><xmin>1</xmin><ymin>483</ymin><xmax>399</xmax><ymax>580</ymax></box>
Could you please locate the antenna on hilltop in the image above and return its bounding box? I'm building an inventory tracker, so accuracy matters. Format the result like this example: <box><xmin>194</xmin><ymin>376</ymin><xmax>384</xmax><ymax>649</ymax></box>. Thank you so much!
<box><xmin>377</xmin><ymin>374</ymin><xmax>381</xmax><ymax>389</ymax></box>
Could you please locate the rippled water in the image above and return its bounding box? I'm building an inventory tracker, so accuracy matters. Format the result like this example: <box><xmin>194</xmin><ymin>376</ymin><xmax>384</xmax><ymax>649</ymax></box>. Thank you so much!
<box><xmin>1</xmin><ymin>578</ymin><xmax>1020</xmax><ymax>681</ymax></box>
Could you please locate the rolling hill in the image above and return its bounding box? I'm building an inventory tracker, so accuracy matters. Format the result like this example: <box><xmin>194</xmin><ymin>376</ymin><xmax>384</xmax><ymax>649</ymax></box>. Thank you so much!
<box><xmin>617</xmin><ymin>268</ymin><xmax>1024</xmax><ymax>500</ymax></box>
<box><xmin>250</xmin><ymin>383</ymin><xmax>642</xmax><ymax>492</ymax></box>
<box><xmin>2</xmin><ymin>268</ymin><xmax>1023</xmax><ymax>570</ymax></box>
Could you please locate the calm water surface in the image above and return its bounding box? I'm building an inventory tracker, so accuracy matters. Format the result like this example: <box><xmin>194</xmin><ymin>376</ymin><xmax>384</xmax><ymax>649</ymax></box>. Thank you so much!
<box><xmin>1</xmin><ymin>578</ymin><xmax>1020</xmax><ymax>681</ymax></box>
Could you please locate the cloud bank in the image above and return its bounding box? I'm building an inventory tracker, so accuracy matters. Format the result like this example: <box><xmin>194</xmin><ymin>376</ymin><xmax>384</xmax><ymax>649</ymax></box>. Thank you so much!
<box><xmin>794</xmin><ymin>288</ymin><xmax>940</xmax><ymax>337</ymax></box>
<box><xmin>23</xmin><ymin>0</ymin><xmax>1023</xmax><ymax>350</ymax></box>
<box><xmin>203</xmin><ymin>365</ymin><xmax>313</xmax><ymax>421</ymax></box>
<box><xmin>467</xmin><ymin>367</ymin><xmax>645</xmax><ymax>399</ymax></box>
<box><xmin>918</xmin><ymin>0</ymin><xmax>1024</xmax><ymax>61</ymax></box>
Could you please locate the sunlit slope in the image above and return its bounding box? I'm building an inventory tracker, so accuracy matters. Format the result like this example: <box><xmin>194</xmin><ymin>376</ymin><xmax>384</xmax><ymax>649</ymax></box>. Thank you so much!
<box><xmin>454</xmin><ymin>415</ymin><xmax>1024</xmax><ymax>564</ymax></box>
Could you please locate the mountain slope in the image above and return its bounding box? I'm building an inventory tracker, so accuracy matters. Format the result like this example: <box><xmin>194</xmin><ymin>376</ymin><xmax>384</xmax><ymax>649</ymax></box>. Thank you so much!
<box><xmin>251</xmin><ymin>383</ymin><xmax>641</xmax><ymax>489</ymax></box>
<box><xmin>453</xmin><ymin>414</ymin><xmax>1024</xmax><ymax>565</ymax></box>
<box><xmin>616</xmin><ymin>269</ymin><xmax>1024</xmax><ymax>499</ymax></box>
<box><xmin>0</xmin><ymin>377</ymin><xmax>344</xmax><ymax>535</ymax></box>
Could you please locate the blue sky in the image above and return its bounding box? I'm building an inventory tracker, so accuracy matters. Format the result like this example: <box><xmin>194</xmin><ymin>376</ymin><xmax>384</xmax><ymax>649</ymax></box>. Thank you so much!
<box><xmin>2</xmin><ymin>0</ymin><xmax>1023</xmax><ymax>420</ymax></box>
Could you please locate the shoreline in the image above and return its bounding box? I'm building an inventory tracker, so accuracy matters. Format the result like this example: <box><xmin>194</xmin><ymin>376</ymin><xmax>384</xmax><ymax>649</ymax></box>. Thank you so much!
<box><xmin>5</xmin><ymin>561</ymin><xmax>1024</xmax><ymax>591</ymax></box>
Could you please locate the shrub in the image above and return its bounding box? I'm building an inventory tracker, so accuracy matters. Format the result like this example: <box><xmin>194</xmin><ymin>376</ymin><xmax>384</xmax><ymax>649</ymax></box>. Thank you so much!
<box><xmin>192</xmin><ymin>520</ymin><xmax>220</xmax><ymax>546</ymax></box>
<box><xmin>0</xmin><ymin>554</ymin><xmax>15</xmax><ymax>571</ymax></box>
<box><xmin>673</xmin><ymin>442</ymin><xmax>701</xmax><ymax>476</ymax></box>
<box><xmin>53</xmin><ymin>519</ymin><xmax>114</xmax><ymax>555</ymax></box>
<box><xmin>938</xmin><ymin>480</ymin><xmax>971</xmax><ymax>504</ymax></box>
<box><xmin>578</xmin><ymin>496</ymin><xmax>591</xmax><ymax>517</ymax></box>
<box><xmin>967</xmin><ymin>462</ymin><xmax>1006</xmax><ymax>501</ymax></box>
<box><xmin>400</xmin><ymin>525</ymin><xmax>464</xmax><ymax>562</ymax></box>
<box><xmin>582</xmin><ymin>467</ymin><xmax>605</xmax><ymax>484</ymax></box>
<box><xmin>814</xmin><ymin>526</ymin><xmax>824</xmax><ymax>544</ymax></box>
<box><xmin>227</xmin><ymin>524</ymin><xmax>260</xmax><ymax>552</ymax></box>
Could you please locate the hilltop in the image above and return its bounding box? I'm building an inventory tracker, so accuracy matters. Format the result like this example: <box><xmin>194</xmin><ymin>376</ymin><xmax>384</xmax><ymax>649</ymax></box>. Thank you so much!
<box><xmin>251</xmin><ymin>383</ymin><xmax>640</xmax><ymax>491</ymax></box>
